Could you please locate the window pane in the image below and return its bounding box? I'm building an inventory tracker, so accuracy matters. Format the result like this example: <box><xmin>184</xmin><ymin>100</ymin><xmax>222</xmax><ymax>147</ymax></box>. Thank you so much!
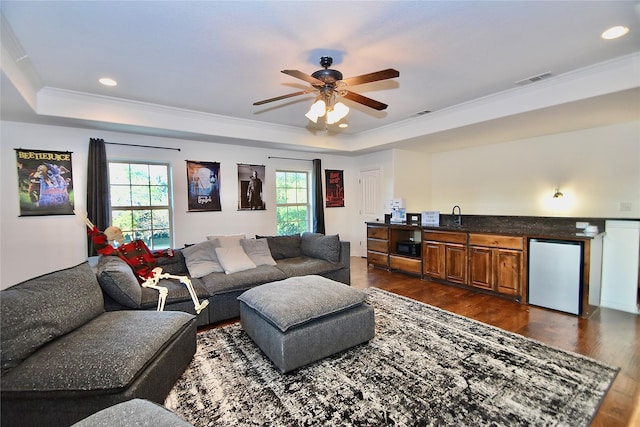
<box><xmin>129</xmin><ymin>164</ymin><xmax>149</xmax><ymax>185</ymax></box>
<box><xmin>149</xmin><ymin>164</ymin><xmax>168</xmax><ymax>186</ymax></box>
<box><xmin>109</xmin><ymin>163</ymin><xmax>130</xmax><ymax>185</ymax></box>
<box><xmin>276</xmin><ymin>188</ymin><xmax>287</xmax><ymax>204</ymax></box>
<box><xmin>151</xmin><ymin>185</ymin><xmax>169</xmax><ymax>206</ymax></box>
<box><xmin>152</xmin><ymin>209</ymin><xmax>170</xmax><ymax>229</ymax></box>
<box><xmin>110</xmin><ymin>185</ymin><xmax>131</xmax><ymax>206</ymax></box>
<box><xmin>112</xmin><ymin>210</ymin><xmax>133</xmax><ymax>230</ymax></box>
<box><xmin>131</xmin><ymin>185</ymin><xmax>151</xmax><ymax>206</ymax></box>
<box><xmin>297</xmin><ymin>189</ymin><xmax>307</xmax><ymax>203</ymax></box>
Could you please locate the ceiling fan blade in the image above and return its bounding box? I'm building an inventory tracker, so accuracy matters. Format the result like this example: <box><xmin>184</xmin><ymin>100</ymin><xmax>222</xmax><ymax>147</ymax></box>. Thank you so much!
<box><xmin>281</xmin><ymin>69</ymin><xmax>325</xmax><ymax>86</ymax></box>
<box><xmin>342</xmin><ymin>69</ymin><xmax>400</xmax><ymax>86</ymax></box>
<box><xmin>253</xmin><ymin>90</ymin><xmax>311</xmax><ymax>106</ymax></box>
<box><xmin>342</xmin><ymin>90</ymin><xmax>388</xmax><ymax>111</ymax></box>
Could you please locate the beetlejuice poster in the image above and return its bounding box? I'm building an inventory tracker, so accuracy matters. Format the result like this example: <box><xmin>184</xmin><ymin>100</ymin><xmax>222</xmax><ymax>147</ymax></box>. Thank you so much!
<box><xmin>186</xmin><ymin>160</ymin><xmax>221</xmax><ymax>212</ymax></box>
<box><xmin>15</xmin><ymin>149</ymin><xmax>75</xmax><ymax>216</ymax></box>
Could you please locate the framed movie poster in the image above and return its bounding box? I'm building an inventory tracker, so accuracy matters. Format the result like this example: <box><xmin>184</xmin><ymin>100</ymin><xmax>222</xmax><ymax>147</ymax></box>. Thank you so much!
<box><xmin>238</xmin><ymin>164</ymin><xmax>265</xmax><ymax>210</ymax></box>
<box><xmin>186</xmin><ymin>160</ymin><xmax>221</xmax><ymax>212</ymax></box>
<box><xmin>325</xmin><ymin>169</ymin><xmax>344</xmax><ymax>208</ymax></box>
<box><xmin>15</xmin><ymin>148</ymin><xmax>75</xmax><ymax>216</ymax></box>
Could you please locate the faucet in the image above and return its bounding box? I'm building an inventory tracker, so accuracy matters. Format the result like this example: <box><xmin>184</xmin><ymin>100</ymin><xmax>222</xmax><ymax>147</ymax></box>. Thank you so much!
<box><xmin>452</xmin><ymin>205</ymin><xmax>461</xmax><ymax>226</ymax></box>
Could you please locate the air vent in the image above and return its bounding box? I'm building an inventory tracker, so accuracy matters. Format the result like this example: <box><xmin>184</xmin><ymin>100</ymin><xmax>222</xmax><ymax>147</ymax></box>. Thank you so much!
<box><xmin>412</xmin><ymin>110</ymin><xmax>432</xmax><ymax>117</ymax></box>
<box><xmin>515</xmin><ymin>72</ymin><xmax>553</xmax><ymax>86</ymax></box>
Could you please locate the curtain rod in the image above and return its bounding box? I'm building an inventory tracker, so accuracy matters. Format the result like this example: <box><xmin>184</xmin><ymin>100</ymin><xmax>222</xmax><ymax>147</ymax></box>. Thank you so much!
<box><xmin>268</xmin><ymin>156</ymin><xmax>312</xmax><ymax>161</ymax></box>
<box><xmin>105</xmin><ymin>141</ymin><xmax>181</xmax><ymax>152</ymax></box>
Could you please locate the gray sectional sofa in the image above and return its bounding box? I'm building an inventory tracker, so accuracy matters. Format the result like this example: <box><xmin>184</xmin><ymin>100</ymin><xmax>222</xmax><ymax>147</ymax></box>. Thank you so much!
<box><xmin>96</xmin><ymin>233</ymin><xmax>350</xmax><ymax>327</ymax></box>
<box><xmin>1</xmin><ymin>262</ymin><xmax>196</xmax><ymax>427</ymax></box>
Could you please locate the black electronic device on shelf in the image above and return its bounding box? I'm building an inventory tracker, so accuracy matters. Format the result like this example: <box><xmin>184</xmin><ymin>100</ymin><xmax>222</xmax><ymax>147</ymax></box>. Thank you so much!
<box><xmin>396</xmin><ymin>240</ymin><xmax>421</xmax><ymax>257</ymax></box>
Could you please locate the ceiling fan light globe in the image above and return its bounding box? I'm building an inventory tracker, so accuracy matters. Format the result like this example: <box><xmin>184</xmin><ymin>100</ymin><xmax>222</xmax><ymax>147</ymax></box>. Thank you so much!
<box><xmin>334</xmin><ymin>102</ymin><xmax>349</xmax><ymax>120</ymax></box>
<box><xmin>309</xmin><ymin>99</ymin><xmax>326</xmax><ymax>118</ymax></box>
<box><xmin>305</xmin><ymin>110</ymin><xmax>319</xmax><ymax>123</ymax></box>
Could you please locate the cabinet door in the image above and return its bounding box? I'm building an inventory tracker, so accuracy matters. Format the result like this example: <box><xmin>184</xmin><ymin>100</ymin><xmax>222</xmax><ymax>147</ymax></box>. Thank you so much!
<box><xmin>423</xmin><ymin>241</ymin><xmax>445</xmax><ymax>279</ymax></box>
<box><xmin>495</xmin><ymin>249</ymin><xmax>522</xmax><ymax>295</ymax></box>
<box><xmin>468</xmin><ymin>246</ymin><xmax>494</xmax><ymax>290</ymax></box>
<box><xmin>445</xmin><ymin>243</ymin><xmax>467</xmax><ymax>284</ymax></box>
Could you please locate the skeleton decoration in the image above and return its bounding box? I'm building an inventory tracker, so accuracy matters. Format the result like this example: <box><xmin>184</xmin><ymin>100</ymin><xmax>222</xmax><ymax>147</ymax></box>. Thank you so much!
<box><xmin>80</xmin><ymin>214</ymin><xmax>209</xmax><ymax>314</ymax></box>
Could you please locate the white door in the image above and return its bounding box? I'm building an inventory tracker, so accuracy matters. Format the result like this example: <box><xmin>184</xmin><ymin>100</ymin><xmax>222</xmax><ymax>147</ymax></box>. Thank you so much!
<box><xmin>358</xmin><ymin>168</ymin><xmax>382</xmax><ymax>257</ymax></box>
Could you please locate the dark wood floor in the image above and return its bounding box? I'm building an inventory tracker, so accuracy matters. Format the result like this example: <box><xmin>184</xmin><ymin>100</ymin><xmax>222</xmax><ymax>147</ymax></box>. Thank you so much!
<box><xmin>349</xmin><ymin>256</ymin><xmax>639</xmax><ymax>427</ymax></box>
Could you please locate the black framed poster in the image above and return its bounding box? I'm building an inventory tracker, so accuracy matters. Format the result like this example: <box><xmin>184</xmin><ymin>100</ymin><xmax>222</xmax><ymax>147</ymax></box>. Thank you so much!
<box><xmin>325</xmin><ymin>169</ymin><xmax>344</xmax><ymax>207</ymax></box>
<box><xmin>186</xmin><ymin>160</ymin><xmax>221</xmax><ymax>212</ymax></box>
<box><xmin>16</xmin><ymin>148</ymin><xmax>74</xmax><ymax>216</ymax></box>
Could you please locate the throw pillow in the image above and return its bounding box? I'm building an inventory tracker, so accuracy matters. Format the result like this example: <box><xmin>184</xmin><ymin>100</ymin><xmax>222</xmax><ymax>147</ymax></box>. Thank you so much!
<box><xmin>181</xmin><ymin>239</ymin><xmax>223</xmax><ymax>278</ymax></box>
<box><xmin>215</xmin><ymin>246</ymin><xmax>257</xmax><ymax>274</ymax></box>
<box><xmin>301</xmin><ymin>232</ymin><xmax>341</xmax><ymax>263</ymax></box>
<box><xmin>256</xmin><ymin>234</ymin><xmax>302</xmax><ymax>259</ymax></box>
<box><xmin>206</xmin><ymin>234</ymin><xmax>245</xmax><ymax>247</ymax></box>
<box><xmin>240</xmin><ymin>238</ymin><xmax>277</xmax><ymax>266</ymax></box>
<box><xmin>96</xmin><ymin>255</ymin><xmax>142</xmax><ymax>308</ymax></box>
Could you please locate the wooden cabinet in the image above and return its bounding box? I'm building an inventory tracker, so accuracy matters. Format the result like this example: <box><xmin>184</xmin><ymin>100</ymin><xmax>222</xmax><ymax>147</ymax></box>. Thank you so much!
<box><xmin>367</xmin><ymin>223</ymin><xmax>422</xmax><ymax>275</ymax></box>
<box><xmin>423</xmin><ymin>231</ymin><xmax>467</xmax><ymax>284</ymax></box>
<box><xmin>468</xmin><ymin>234</ymin><xmax>524</xmax><ymax>297</ymax></box>
<box><xmin>367</xmin><ymin>224</ymin><xmax>389</xmax><ymax>269</ymax></box>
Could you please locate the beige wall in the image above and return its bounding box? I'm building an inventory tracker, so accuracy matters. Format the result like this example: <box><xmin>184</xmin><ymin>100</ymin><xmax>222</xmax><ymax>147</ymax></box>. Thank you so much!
<box><xmin>428</xmin><ymin>121</ymin><xmax>640</xmax><ymax>217</ymax></box>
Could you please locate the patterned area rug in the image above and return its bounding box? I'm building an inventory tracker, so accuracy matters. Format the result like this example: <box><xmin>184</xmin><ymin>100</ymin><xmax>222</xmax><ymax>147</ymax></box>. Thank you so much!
<box><xmin>165</xmin><ymin>288</ymin><xmax>618</xmax><ymax>426</ymax></box>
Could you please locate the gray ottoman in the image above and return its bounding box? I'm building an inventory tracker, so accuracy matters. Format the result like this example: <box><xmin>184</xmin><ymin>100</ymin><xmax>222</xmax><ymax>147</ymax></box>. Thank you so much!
<box><xmin>71</xmin><ymin>399</ymin><xmax>193</xmax><ymax>426</ymax></box>
<box><xmin>238</xmin><ymin>275</ymin><xmax>375</xmax><ymax>373</ymax></box>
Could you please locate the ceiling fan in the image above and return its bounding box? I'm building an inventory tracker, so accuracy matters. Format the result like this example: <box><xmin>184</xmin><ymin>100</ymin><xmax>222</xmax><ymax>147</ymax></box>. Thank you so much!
<box><xmin>253</xmin><ymin>56</ymin><xmax>399</xmax><ymax>121</ymax></box>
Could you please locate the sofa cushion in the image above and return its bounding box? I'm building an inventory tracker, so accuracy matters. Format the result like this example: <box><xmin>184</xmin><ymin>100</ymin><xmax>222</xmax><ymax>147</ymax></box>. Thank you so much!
<box><xmin>1</xmin><ymin>262</ymin><xmax>104</xmax><ymax>374</ymax></box>
<box><xmin>240</xmin><ymin>238</ymin><xmax>277</xmax><ymax>266</ymax></box>
<box><xmin>181</xmin><ymin>240</ymin><xmax>223</xmax><ymax>278</ymax></box>
<box><xmin>206</xmin><ymin>234</ymin><xmax>245</xmax><ymax>247</ymax></box>
<box><xmin>1</xmin><ymin>310</ymin><xmax>194</xmax><ymax>393</ymax></box>
<box><xmin>215</xmin><ymin>246</ymin><xmax>256</xmax><ymax>274</ymax></box>
<box><xmin>275</xmin><ymin>257</ymin><xmax>343</xmax><ymax>278</ymax></box>
<box><xmin>301</xmin><ymin>232</ymin><xmax>341</xmax><ymax>263</ymax></box>
<box><xmin>140</xmin><ymin>277</ymin><xmax>210</xmax><ymax>309</ymax></box>
<box><xmin>201</xmin><ymin>265</ymin><xmax>287</xmax><ymax>295</ymax></box>
<box><xmin>237</xmin><ymin>275</ymin><xmax>366</xmax><ymax>332</ymax></box>
<box><xmin>256</xmin><ymin>234</ymin><xmax>302</xmax><ymax>259</ymax></box>
<box><xmin>96</xmin><ymin>255</ymin><xmax>142</xmax><ymax>308</ymax></box>
<box><xmin>156</xmin><ymin>250</ymin><xmax>189</xmax><ymax>275</ymax></box>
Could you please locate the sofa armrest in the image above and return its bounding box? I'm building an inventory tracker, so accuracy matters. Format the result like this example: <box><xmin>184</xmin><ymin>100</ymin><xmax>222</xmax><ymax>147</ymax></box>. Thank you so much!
<box><xmin>339</xmin><ymin>241</ymin><xmax>350</xmax><ymax>267</ymax></box>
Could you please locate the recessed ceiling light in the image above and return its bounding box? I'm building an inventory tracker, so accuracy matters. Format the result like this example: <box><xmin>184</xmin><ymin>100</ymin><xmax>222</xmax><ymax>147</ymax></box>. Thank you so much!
<box><xmin>99</xmin><ymin>77</ymin><xmax>117</xmax><ymax>87</ymax></box>
<box><xmin>338</xmin><ymin>123</ymin><xmax>348</xmax><ymax>128</ymax></box>
<box><xmin>601</xmin><ymin>26</ymin><xmax>629</xmax><ymax>40</ymax></box>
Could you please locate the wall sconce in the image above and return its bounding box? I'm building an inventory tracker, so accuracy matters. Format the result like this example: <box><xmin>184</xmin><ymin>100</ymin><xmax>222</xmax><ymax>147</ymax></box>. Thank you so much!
<box><xmin>553</xmin><ymin>188</ymin><xmax>564</xmax><ymax>198</ymax></box>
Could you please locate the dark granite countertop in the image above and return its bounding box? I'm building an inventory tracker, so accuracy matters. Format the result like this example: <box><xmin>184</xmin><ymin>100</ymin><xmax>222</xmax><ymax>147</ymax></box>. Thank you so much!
<box><xmin>369</xmin><ymin>214</ymin><xmax>611</xmax><ymax>240</ymax></box>
<box><xmin>421</xmin><ymin>224</ymin><xmax>604</xmax><ymax>240</ymax></box>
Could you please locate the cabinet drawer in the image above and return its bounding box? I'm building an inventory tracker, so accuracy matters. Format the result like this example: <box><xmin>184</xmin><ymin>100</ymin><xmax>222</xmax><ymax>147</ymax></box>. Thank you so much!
<box><xmin>367</xmin><ymin>251</ymin><xmax>389</xmax><ymax>267</ymax></box>
<box><xmin>469</xmin><ymin>233</ymin><xmax>523</xmax><ymax>250</ymax></box>
<box><xmin>423</xmin><ymin>231</ymin><xmax>467</xmax><ymax>244</ymax></box>
<box><xmin>368</xmin><ymin>226</ymin><xmax>389</xmax><ymax>240</ymax></box>
<box><xmin>389</xmin><ymin>255</ymin><xmax>422</xmax><ymax>274</ymax></box>
<box><xmin>367</xmin><ymin>239</ymin><xmax>388</xmax><ymax>253</ymax></box>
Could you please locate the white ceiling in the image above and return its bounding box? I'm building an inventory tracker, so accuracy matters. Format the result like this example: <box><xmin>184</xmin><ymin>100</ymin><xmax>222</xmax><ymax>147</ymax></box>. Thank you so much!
<box><xmin>1</xmin><ymin>1</ymin><xmax>639</xmax><ymax>154</ymax></box>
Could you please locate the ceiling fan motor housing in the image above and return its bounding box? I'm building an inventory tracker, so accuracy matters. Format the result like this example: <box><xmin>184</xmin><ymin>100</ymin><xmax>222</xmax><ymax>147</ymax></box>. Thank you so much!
<box><xmin>311</xmin><ymin>68</ymin><xmax>343</xmax><ymax>85</ymax></box>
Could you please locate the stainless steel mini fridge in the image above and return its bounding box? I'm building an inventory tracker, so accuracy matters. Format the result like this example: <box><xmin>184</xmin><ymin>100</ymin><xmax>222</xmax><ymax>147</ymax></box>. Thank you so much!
<box><xmin>528</xmin><ymin>239</ymin><xmax>583</xmax><ymax>315</ymax></box>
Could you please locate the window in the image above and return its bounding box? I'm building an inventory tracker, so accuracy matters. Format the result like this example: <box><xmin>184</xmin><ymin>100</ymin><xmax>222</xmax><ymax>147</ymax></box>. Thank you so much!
<box><xmin>275</xmin><ymin>170</ymin><xmax>310</xmax><ymax>235</ymax></box>
<box><xmin>108</xmin><ymin>161</ymin><xmax>172</xmax><ymax>250</ymax></box>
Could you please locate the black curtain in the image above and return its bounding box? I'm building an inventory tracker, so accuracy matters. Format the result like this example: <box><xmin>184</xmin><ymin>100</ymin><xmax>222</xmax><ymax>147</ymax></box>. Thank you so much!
<box><xmin>312</xmin><ymin>158</ymin><xmax>325</xmax><ymax>234</ymax></box>
<box><xmin>86</xmin><ymin>138</ymin><xmax>109</xmax><ymax>256</ymax></box>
